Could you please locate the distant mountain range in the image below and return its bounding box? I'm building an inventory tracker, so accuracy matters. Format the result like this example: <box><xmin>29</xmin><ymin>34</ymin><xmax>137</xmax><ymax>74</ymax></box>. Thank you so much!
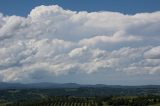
<box><xmin>0</xmin><ymin>82</ymin><xmax>160</xmax><ymax>89</ymax></box>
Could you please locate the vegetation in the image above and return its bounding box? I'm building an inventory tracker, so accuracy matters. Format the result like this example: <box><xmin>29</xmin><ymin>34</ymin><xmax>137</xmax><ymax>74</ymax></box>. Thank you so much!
<box><xmin>0</xmin><ymin>87</ymin><xmax>160</xmax><ymax>106</ymax></box>
<box><xmin>0</xmin><ymin>95</ymin><xmax>160</xmax><ymax>106</ymax></box>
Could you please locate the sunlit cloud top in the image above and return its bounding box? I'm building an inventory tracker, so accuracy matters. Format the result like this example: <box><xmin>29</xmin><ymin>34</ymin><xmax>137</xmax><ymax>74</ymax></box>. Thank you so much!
<box><xmin>0</xmin><ymin>5</ymin><xmax>160</xmax><ymax>84</ymax></box>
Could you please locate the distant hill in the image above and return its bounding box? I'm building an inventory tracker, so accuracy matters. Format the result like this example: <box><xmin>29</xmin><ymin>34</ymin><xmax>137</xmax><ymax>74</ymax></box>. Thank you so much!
<box><xmin>0</xmin><ymin>82</ymin><xmax>81</xmax><ymax>89</ymax></box>
<box><xmin>0</xmin><ymin>82</ymin><xmax>160</xmax><ymax>89</ymax></box>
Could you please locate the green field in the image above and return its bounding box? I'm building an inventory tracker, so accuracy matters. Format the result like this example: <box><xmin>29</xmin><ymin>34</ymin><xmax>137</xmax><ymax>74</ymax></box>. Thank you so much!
<box><xmin>0</xmin><ymin>87</ymin><xmax>160</xmax><ymax>106</ymax></box>
<box><xmin>0</xmin><ymin>95</ymin><xmax>160</xmax><ymax>106</ymax></box>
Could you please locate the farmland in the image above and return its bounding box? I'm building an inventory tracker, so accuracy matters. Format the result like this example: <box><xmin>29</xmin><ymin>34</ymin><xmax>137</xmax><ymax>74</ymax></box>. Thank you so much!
<box><xmin>0</xmin><ymin>85</ymin><xmax>160</xmax><ymax>106</ymax></box>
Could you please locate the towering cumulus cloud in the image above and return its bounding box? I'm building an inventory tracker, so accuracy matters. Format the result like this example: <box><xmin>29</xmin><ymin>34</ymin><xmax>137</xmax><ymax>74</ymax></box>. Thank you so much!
<box><xmin>0</xmin><ymin>5</ymin><xmax>160</xmax><ymax>84</ymax></box>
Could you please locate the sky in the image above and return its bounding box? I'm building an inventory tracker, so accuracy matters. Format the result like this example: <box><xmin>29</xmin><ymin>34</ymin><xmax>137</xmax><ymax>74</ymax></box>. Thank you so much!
<box><xmin>0</xmin><ymin>0</ymin><xmax>160</xmax><ymax>85</ymax></box>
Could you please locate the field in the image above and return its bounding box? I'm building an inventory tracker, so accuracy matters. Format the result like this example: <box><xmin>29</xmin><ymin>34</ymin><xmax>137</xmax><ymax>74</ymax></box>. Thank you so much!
<box><xmin>0</xmin><ymin>86</ymin><xmax>160</xmax><ymax>106</ymax></box>
<box><xmin>1</xmin><ymin>96</ymin><xmax>160</xmax><ymax>106</ymax></box>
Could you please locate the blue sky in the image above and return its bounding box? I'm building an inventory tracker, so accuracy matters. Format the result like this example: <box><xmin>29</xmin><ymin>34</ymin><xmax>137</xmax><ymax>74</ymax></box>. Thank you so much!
<box><xmin>0</xmin><ymin>0</ymin><xmax>160</xmax><ymax>16</ymax></box>
<box><xmin>0</xmin><ymin>0</ymin><xmax>160</xmax><ymax>85</ymax></box>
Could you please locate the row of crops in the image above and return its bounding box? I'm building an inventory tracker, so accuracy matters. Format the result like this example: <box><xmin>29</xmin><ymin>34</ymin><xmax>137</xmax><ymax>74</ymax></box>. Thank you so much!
<box><xmin>3</xmin><ymin>95</ymin><xmax>160</xmax><ymax>106</ymax></box>
<box><xmin>6</xmin><ymin>97</ymin><xmax>100</xmax><ymax>106</ymax></box>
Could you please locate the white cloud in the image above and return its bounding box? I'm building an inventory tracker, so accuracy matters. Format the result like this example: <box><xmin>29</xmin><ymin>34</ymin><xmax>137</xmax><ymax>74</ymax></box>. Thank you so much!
<box><xmin>144</xmin><ymin>46</ymin><xmax>160</xmax><ymax>59</ymax></box>
<box><xmin>79</xmin><ymin>31</ymin><xmax>141</xmax><ymax>47</ymax></box>
<box><xmin>0</xmin><ymin>5</ymin><xmax>160</xmax><ymax>83</ymax></box>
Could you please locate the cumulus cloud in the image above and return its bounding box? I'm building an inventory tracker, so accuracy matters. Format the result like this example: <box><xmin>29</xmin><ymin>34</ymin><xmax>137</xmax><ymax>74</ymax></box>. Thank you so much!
<box><xmin>144</xmin><ymin>46</ymin><xmax>160</xmax><ymax>59</ymax></box>
<box><xmin>0</xmin><ymin>5</ymin><xmax>160</xmax><ymax>83</ymax></box>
